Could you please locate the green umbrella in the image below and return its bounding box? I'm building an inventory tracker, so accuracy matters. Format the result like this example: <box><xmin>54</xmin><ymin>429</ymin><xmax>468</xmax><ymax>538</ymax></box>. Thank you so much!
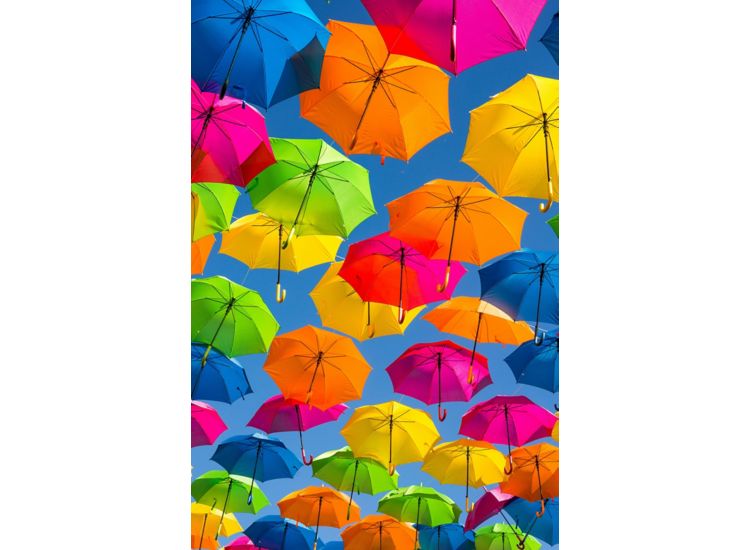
<box><xmin>312</xmin><ymin>446</ymin><xmax>399</xmax><ymax>520</ymax></box>
<box><xmin>474</xmin><ymin>523</ymin><xmax>540</xmax><ymax>550</ymax></box>
<box><xmin>546</xmin><ymin>214</ymin><xmax>559</xmax><ymax>237</ymax></box>
<box><xmin>192</xmin><ymin>182</ymin><xmax>240</xmax><ymax>241</ymax></box>
<box><xmin>247</xmin><ymin>138</ymin><xmax>376</xmax><ymax>248</ymax></box>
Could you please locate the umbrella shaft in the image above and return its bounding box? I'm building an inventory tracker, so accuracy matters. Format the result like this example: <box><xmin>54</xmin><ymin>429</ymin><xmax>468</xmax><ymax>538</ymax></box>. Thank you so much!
<box><xmin>534</xmin><ymin>265</ymin><xmax>545</xmax><ymax>338</ymax></box>
<box><xmin>287</xmin><ymin>169</ymin><xmax>317</xmax><ymax>244</ymax></box>
<box><xmin>220</xmin><ymin>13</ymin><xmax>253</xmax><ymax>98</ymax></box>
<box><xmin>192</xmin><ymin>105</ymin><xmax>214</xmax><ymax>156</ymax></box>
<box><xmin>348</xmin><ymin>460</ymin><xmax>359</xmax><ymax>518</ymax></box>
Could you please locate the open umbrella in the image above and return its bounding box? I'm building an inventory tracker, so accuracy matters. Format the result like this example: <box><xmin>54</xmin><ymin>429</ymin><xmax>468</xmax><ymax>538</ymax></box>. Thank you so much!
<box><xmin>192</xmin><ymin>0</ymin><xmax>329</xmax><ymax>108</ymax></box>
<box><xmin>192</xmin><ymin>401</ymin><xmax>228</xmax><ymax>447</ymax></box>
<box><xmin>192</xmin><ymin>502</ymin><xmax>243</xmax><ymax>550</ymax></box>
<box><xmin>386</xmin><ymin>341</ymin><xmax>492</xmax><ymax>421</ymax></box>
<box><xmin>503</xmin><ymin>497</ymin><xmax>559</xmax><ymax>547</ymax></box>
<box><xmin>546</xmin><ymin>214</ymin><xmax>558</xmax><ymax>237</ymax></box>
<box><xmin>300</xmin><ymin>20</ymin><xmax>450</xmax><ymax>163</ymax></box>
<box><xmin>341</xmin><ymin>514</ymin><xmax>416</xmax><ymax>550</ymax></box>
<box><xmin>245</xmin><ymin>515</ymin><xmax>316</xmax><ymax>550</ymax></box>
<box><xmin>341</xmin><ymin>401</ymin><xmax>440</xmax><ymax>474</ymax></box>
<box><xmin>262</xmin><ymin>325</ymin><xmax>372</xmax><ymax>411</ymax></box>
<box><xmin>500</xmin><ymin>443</ymin><xmax>558</xmax><ymax>517</ymax></box>
<box><xmin>279</xmin><ymin>486</ymin><xmax>361</xmax><ymax>549</ymax></box>
<box><xmin>540</xmin><ymin>13</ymin><xmax>559</xmax><ymax>65</ymax></box>
<box><xmin>361</xmin><ymin>0</ymin><xmax>547</xmax><ymax>74</ymax></box>
<box><xmin>191</xmin><ymin>344</ymin><xmax>253</xmax><ymax>403</ymax></box>
<box><xmin>504</xmin><ymin>328</ymin><xmax>559</xmax><ymax>395</ymax></box>
<box><xmin>474</xmin><ymin>524</ymin><xmax>539</xmax><ymax>550</ymax></box>
<box><xmin>463</xmin><ymin>489</ymin><xmax>516</xmax><ymax>531</ymax></box>
<box><xmin>247</xmin><ymin>394</ymin><xmax>347</xmax><ymax>464</ymax></box>
<box><xmin>220</xmin><ymin>213</ymin><xmax>342</xmax><ymax>303</ymax></box>
<box><xmin>416</xmin><ymin>523</ymin><xmax>475</xmax><ymax>550</ymax></box>
<box><xmin>193</xmin><ymin>234</ymin><xmax>216</xmax><ymax>275</ymax></box>
<box><xmin>386</xmin><ymin>180</ymin><xmax>526</xmax><ymax>291</ymax></box>
<box><xmin>225</xmin><ymin>536</ymin><xmax>261</xmax><ymax>550</ymax></box>
<box><xmin>192</xmin><ymin>183</ymin><xmax>240</xmax><ymax>242</ymax></box>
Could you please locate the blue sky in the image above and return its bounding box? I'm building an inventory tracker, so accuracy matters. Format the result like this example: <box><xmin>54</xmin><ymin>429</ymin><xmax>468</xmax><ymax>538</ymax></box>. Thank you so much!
<box><xmin>192</xmin><ymin>0</ymin><xmax>560</xmax><ymax>547</ymax></box>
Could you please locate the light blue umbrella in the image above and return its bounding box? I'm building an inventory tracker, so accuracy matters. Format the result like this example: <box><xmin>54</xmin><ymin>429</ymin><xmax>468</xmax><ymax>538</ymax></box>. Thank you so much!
<box><xmin>191</xmin><ymin>343</ymin><xmax>253</xmax><ymax>403</ymax></box>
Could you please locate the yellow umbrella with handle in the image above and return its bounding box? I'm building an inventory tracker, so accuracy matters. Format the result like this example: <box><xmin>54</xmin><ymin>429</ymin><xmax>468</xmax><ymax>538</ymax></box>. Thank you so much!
<box><xmin>191</xmin><ymin>502</ymin><xmax>242</xmax><ymax>550</ymax></box>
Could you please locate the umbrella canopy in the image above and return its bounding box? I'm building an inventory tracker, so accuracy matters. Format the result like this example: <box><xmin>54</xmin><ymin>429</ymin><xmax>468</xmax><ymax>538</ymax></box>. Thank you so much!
<box><xmin>361</xmin><ymin>0</ymin><xmax>546</xmax><ymax>75</ymax></box>
<box><xmin>474</xmin><ymin>523</ymin><xmax>539</xmax><ymax>550</ymax></box>
<box><xmin>191</xmin><ymin>344</ymin><xmax>253</xmax><ymax>403</ymax></box>
<box><xmin>417</xmin><ymin>523</ymin><xmax>475</xmax><ymax>550</ymax></box>
<box><xmin>191</xmin><ymin>80</ymin><xmax>274</xmax><ymax>187</ymax></box>
<box><xmin>386</xmin><ymin>341</ymin><xmax>492</xmax><ymax>421</ymax></box>
<box><xmin>192</xmin><ymin>502</ymin><xmax>243</xmax><ymax>550</ymax></box>
<box><xmin>219</xmin><ymin>213</ymin><xmax>342</xmax><ymax>303</ymax></box>
<box><xmin>339</xmin><ymin>233</ymin><xmax>466</xmax><ymax>324</ymax></box>
<box><xmin>386</xmin><ymin>180</ymin><xmax>526</xmax><ymax>291</ymax></box>
<box><xmin>341</xmin><ymin>514</ymin><xmax>416</xmax><ymax>550</ymax></box>
<box><xmin>247</xmin><ymin>138</ymin><xmax>375</xmax><ymax>247</ymax></box>
<box><xmin>462</xmin><ymin>75</ymin><xmax>559</xmax><ymax>212</ymax></box>
<box><xmin>422</xmin><ymin>439</ymin><xmax>508</xmax><ymax>512</ymax></box>
<box><xmin>463</xmin><ymin>489</ymin><xmax>516</xmax><ymax>531</ymax></box>
<box><xmin>192</xmin><ymin>401</ymin><xmax>229</xmax><ymax>448</ymax></box>
<box><xmin>310</xmin><ymin>262</ymin><xmax>424</xmax><ymax>340</ymax></box>
<box><xmin>540</xmin><ymin>13</ymin><xmax>559</xmax><ymax>64</ymax></box>
<box><xmin>192</xmin><ymin>183</ymin><xmax>240</xmax><ymax>242</ymax></box>
<box><xmin>341</xmin><ymin>401</ymin><xmax>440</xmax><ymax>474</ymax></box>
<box><xmin>500</xmin><ymin>443</ymin><xmax>559</xmax><ymax>517</ymax></box>
<box><xmin>192</xmin><ymin>471</ymin><xmax>270</xmax><ymax>533</ymax></box>
<box><xmin>193</xmin><ymin>234</ymin><xmax>216</xmax><ymax>275</ymax></box>
<box><xmin>192</xmin><ymin>0</ymin><xmax>329</xmax><ymax>108</ymax></box>
<box><xmin>546</xmin><ymin>214</ymin><xmax>558</xmax><ymax>237</ymax></box>
<box><xmin>503</xmin><ymin>497</ymin><xmax>559</xmax><ymax>547</ymax></box>
<box><xmin>262</xmin><ymin>325</ymin><xmax>372</xmax><ymax>410</ymax></box>
<box><xmin>279</xmin><ymin>486</ymin><xmax>361</xmax><ymax>548</ymax></box>
<box><xmin>225</xmin><ymin>535</ymin><xmax>261</xmax><ymax>550</ymax></box>
<box><xmin>247</xmin><ymin>394</ymin><xmax>347</xmax><ymax>464</ymax></box>
<box><xmin>504</xmin><ymin>328</ymin><xmax>559</xmax><ymax>394</ymax></box>
<box><xmin>245</xmin><ymin>515</ymin><xmax>316</xmax><ymax>550</ymax></box>
<box><xmin>300</xmin><ymin>20</ymin><xmax>450</xmax><ymax>163</ymax></box>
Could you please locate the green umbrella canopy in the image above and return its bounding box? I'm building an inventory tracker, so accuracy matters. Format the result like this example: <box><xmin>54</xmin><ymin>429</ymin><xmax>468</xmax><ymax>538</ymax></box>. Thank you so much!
<box><xmin>474</xmin><ymin>523</ymin><xmax>540</xmax><ymax>550</ymax></box>
<box><xmin>247</xmin><ymin>138</ymin><xmax>376</xmax><ymax>245</ymax></box>
<box><xmin>191</xmin><ymin>470</ymin><xmax>270</xmax><ymax>515</ymax></box>
<box><xmin>546</xmin><ymin>214</ymin><xmax>559</xmax><ymax>237</ymax></box>
<box><xmin>191</xmin><ymin>276</ymin><xmax>280</xmax><ymax>358</ymax></box>
<box><xmin>192</xmin><ymin>182</ymin><xmax>240</xmax><ymax>242</ymax></box>
<box><xmin>377</xmin><ymin>485</ymin><xmax>461</xmax><ymax>527</ymax></box>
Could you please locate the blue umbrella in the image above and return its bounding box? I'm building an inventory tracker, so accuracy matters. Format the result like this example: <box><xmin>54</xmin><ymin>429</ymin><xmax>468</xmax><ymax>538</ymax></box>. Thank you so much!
<box><xmin>540</xmin><ymin>13</ymin><xmax>559</xmax><ymax>65</ymax></box>
<box><xmin>502</xmin><ymin>498</ymin><xmax>559</xmax><ymax>547</ymax></box>
<box><xmin>478</xmin><ymin>249</ymin><xmax>559</xmax><ymax>341</ymax></box>
<box><xmin>192</xmin><ymin>0</ymin><xmax>329</xmax><ymax>108</ymax></box>
<box><xmin>504</xmin><ymin>329</ymin><xmax>559</xmax><ymax>394</ymax></box>
<box><xmin>245</xmin><ymin>515</ymin><xmax>316</xmax><ymax>550</ymax></box>
<box><xmin>211</xmin><ymin>433</ymin><xmax>302</xmax><ymax>502</ymax></box>
<box><xmin>417</xmin><ymin>523</ymin><xmax>475</xmax><ymax>550</ymax></box>
<box><xmin>191</xmin><ymin>343</ymin><xmax>253</xmax><ymax>403</ymax></box>
<box><xmin>320</xmin><ymin>542</ymin><xmax>343</xmax><ymax>550</ymax></box>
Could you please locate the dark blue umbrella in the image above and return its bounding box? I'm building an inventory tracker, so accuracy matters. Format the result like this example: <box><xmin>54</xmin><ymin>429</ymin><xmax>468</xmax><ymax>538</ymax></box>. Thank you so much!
<box><xmin>540</xmin><ymin>13</ymin><xmax>559</xmax><ymax>65</ymax></box>
<box><xmin>478</xmin><ymin>249</ymin><xmax>559</xmax><ymax>341</ymax></box>
<box><xmin>191</xmin><ymin>343</ymin><xmax>253</xmax><ymax>402</ymax></box>
<box><xmin>245</xmin><ymin>515</ymin><xmax>316</xmax><ymax>550</ymax></box>
<box><xmin>192</xmin><ymin>0</ymin><xmax>329</xmax><ymax>108</ymax></box>
<box><xmin>502</xmin><ymin>498</ymin><xmax>559</xmax><ymax>547</ymax></box>
<box><xmin>505</xmin><ymin>329</ymin><xmax>559</xmax><ymax>394</ymax></box>
<box><xmin>417</xmin><ymin>523</ymin><xmax>475</xmax><ymax>550</ymax></box>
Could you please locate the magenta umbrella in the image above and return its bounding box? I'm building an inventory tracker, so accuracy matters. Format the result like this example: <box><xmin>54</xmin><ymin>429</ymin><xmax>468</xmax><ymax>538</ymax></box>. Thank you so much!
<box><xmin>386</xmin><ymin>341</ymin><xmax>492</xmax><ymax>422</ymax></box>
<box><xmin>247</xmin><ymin>394</ymin><xmax>347</xmax><ymax>466</ymax></box>
<box><xmin>225</xmin><ymin>536</ymin><xmax>261</xmax><ymax>550</ymax></box>
<box><xmin>191</xmin><ymin>80</ymin><xmax>275</xmax><ymax>187</ymax></box>
<box><xmin>459</xmin><ymin>395</ymin><xmax>556</xmax><ymax>473</ymax></box>
<box><xmin>361</xmin><ymin>0</ymin><xmax>547</xmax><ymax>74</ymax></box>
<box><xmin>191</xmin><ymin>401</ymin><xmax>228</xmax><ymax>448</ymax></box>
<box><xmin>464</xmin><ymin>488</ymin><xmax>517</xmax><ymax>531</ymax></box>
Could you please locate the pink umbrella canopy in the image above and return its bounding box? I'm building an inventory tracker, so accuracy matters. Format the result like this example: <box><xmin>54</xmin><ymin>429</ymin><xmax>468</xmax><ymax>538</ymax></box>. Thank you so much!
<box><xmin>224</xmin><ymin>535</ymin><xmax>261</xmax><ymax>550</ymax></box>
<box><xmin>464</xmin><ymin>488</ymin><xmax>517</xmax><ymax>531</ymax></box>
<box><xmin>191</xmin><ymin>401</ymin><xmax>228</xmax><ymax>448</ymax></box>
<box><xmin>247</xmin><ymin>394</ymin><xmax>347</xmax><ymax>465</ymax></box>
<box><xmin>361</xmin><ymin>0</ymin><xmax>547</xmax><ymax>74</ymax></box>
<box><xmin>386</xmin><ymin>340</ymin><xmax>492</xmax><ymax>422</ymax></box>
<box><xmin>191</xmin><ymin>80</ymin><xmax>275</xmax><ymax>187</ymax></box>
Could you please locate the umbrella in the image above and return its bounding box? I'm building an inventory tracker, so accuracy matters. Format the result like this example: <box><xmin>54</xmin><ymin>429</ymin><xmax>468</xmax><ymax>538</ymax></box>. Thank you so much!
<box><xmin>192</xmin><ymin>470</ymin><xmax>270</xmax><ymax>536</ymax></box>
<box><xmin>416</xmin><ymin>523</ymin><xmax>475</xmax><ymax>550</ymax></box>
<box><xmin>478</xmin><ymin>250</ymin><xmax>559</xmax><ymax>342</ymax></box>
<box><xmin>422</xmin><ymin>439</ymin><xmax>508</xmax><ymax>512</ymax></box>
<box><xmin>458</xmin><ymin>396</ymin><xmax>557</xmax><ymax>473</ymax></box>
<box><xmin>191</xmin><ymin>276</ymin><xmax>280</xmax><ymax>361</ymax></box>
<box><xmin>192</xmin><ymin>183</ymin><xmax>240</xmax><ymax>242</ymax></box>
<box><xmin>546</xmin><ymin>214</ymin><xmax>558</xmax><ymax>237</ymax></box>
<box><xmin>192</xmin><ymin>0</ymin><xmax>329</xmax><ymax>108</ymax></box>
<box><xmin>341</xmin><ymin>514</ymin><xmax>416</xmax><ymax>550</ymax></box>
<box><xmin>463</xmin><ymin>489</ymin><xmax>516</xmax><ymax>531</ymax></box>
<box><xmin>341</xmin><ymin>401</ymin><xmax>441</xmax><ymax>474</ymax></box>
<box><xmin>278</xmin><ymin>486</ymin><xmax>361</xmax><ymax>549</ymax></box>
<box><xmin>245</xmin><ymin>515</ymin><xmax>316</xmax><ymax>550</ymax></box>
<box><xmin>193</xmin><ymin>234</ymin><xmax>216</xmax><ymax>275</ymax></box>
<box><xmin>339</xmin><ymin>233</ymin><xmax>466</xmax><ymax>324</ymax></box>
<box><xmin>500</xmin><ymin>444</ymin><xmax>559</xmax><ymax>517</ymax></box>
<box><xmin>262</xmin><ymin>325</ymin><xmax>372</xmax><ymax>410</ymax></box>
<box><xmin>248</xmin><ymin>138</ymin><xmax>375</xmax><ymax>249</ymax></box>
<box><xmin>191</xmin><ymin>343</ymin><xmax>253</xmax><ymax>403</ymax></box>
<box><xmin>211</xmin><ymin>433</ymin><xmax>302</xmax><ymax>503</ymax></box>
<box><xmin>299</xmin><ymin>20</ymin><xmax>450</xmax><ymax>163</ymax></box>
<box><xmin>462</xmin><ymin>75</ymin><xmax>559</xmax><ymax>212</ymax></box>
<box><xmin>247</xmin><ymin>394</ymin><xmax>347</xmax><ymax>464</ymax></box>
<box><xmin>219</xmin><ymin>213</ymin><xmax>342</xmax><ymax>303</ymax></box>
<box><xmin>504</xmin><ymin>328</ymin><xmax>559</xmax><ymax>395</ymax></box>
<box><xmin>312</xmin><ymin>446</ymin><xmax>399</xmax><ymax>521</ymax></box>
<box><xmin>225</xmin><ymin>536</ymin><xmax>261</xmax><ymax>549</ymax></box>
<box><xmin>503</xmin><ymin>497</ymin><xmax>559</xmax><ymax>547</ymax></box>
<box><xmin>474</xmin><ymin>524</ymin><xmax>539</xmax><ymax>550</ymax></box>
<box><xmin>361</xmin><ymin>0</ymin><xmax>547</xmax><ymax>74</ymax></box>
<box><xmin>386</xmin><ymin>180</ymin><xmax>526</xmax><ymax>291</ymax></box>
<box><xmin>192</xmin><ymin>502</ymin><xmax>243</xmax><ymax>550</ymax></box>
<box><xmin>540</xmin><ymin>13</ymin><xmax>559</xmax><ymax>65</ymax></box>
<box><xmin>191</xmin><ymin>80</ymin><xmax>274</xmax><ymax>187</ymax></box>
<box><xmin>386</xmin><ymin>341</ymin><xmax>492</xmax><ymax>421</ymax></box>
<box><xmin>192</xmin><ymin>401</ymin><xmax>229</xmax><ymax>447</ymax></box>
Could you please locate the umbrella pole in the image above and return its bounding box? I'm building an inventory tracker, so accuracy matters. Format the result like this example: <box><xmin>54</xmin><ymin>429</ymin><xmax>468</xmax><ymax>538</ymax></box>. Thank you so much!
<box><xmin>379</xmin><ymin>521</ymin><xmax>383</xmax><ymax>550</ymax></box>
<box><xmin>191</xmin><ymin>104</ymin><xmax>214</xmax><ymax>156</ymax></box>
<box><xmin>296</xmin><ymin>405</ymin><xmax>314</xmax><ymax>465</ymax></box>
<box><xmin>312</xmin><ymin>497</ymin><xmax>323</xmax><ymax>550</ymax></box>
<box><xmin>306</xmin><ymin>353</ymin><xmax>324</xmax><ymax>405</ymax></box>
<box><xmin>397</xmin><ymin>248</ymin><xmax>406</xmax><ymax>324</ymax></box>
<box><xmin>198</xmin><ymin>513</ymin><xmax>208</xmax><ymax>550</ymax></box>
<box><xmin>437</xmin><ymin>203</ymin><xmax>460</xmax><ymax>292</ymax></box>
<box><xmin>388</xmin><ymin>414</ymin><xmax>396</xmax><ymax>475</ymax></box>
<box><xmin>347</xmin><ymin>460</ymin><xmax>359</xmax><ymax>520</ymax></box>
<box><xmin>437</xmin><ymin>353</ymin><xmax>447</xmax><ymax>421</ymax></box>
<box><xmin>214</xmin><ymin>478</ymin><xmax>233</xmax><ymax>539</ymax></box>
<box><xmin>468</xmin><ymin>312</ymin><xmax>483</xmax><ymax>383</ymax></box>
<box><xmin>219</xmin><ymin>12</ymin><xmax>254</xmax><ymax>99</ymax></box>
<box><xmin>280</xmin><ymin>522</ymin><xmax>288</xmax><ymax>550</ymax></box>
<box><xmin>366</xmin><ymin>302</ymin><xmax>375</xmax><ymax>339</ymax></box>
<box><xmin>283</xmin><ymin>166</ymin><xmax>318</xmax><ymax>249</ymax></box>
<box><xmin>193</xmin><ymin>302</ymin><xmax>234</xmax><ymax>398</ymax></box>
<box><xmin>465</xmin><ymin>447</ymin><xmax>472</xmax><ymax>512</ymax></box>
<box><xmin>450</xmin><ymin>0</ymin><xmax>458</xmax><ymax>64</ymax></box>
<box><xmin>504</xmin><ymin>406</ymin><xmax>514</xmax><ymax>475</ymax></box>
<box><xmin>276</xmin><ymin>225</ymin><xmax>286</xmax><ymax>302</ymax></box>
<box><xmin>533</xmin><ymin>264</ymin><xmax>546</xmax><ymax>344</ymax></box>
<box><xmin>539</xmin><ymin>113</ymin><xmax>554</xmax><ymax>212</ymax></box>
<box><xmin>248</xmin><ymin>443</ymin><xmax>262</xmax><ymax>505</ymax></box>
<box><xmin>350</xmin><ymin>59</ymin><xmax>388</xmax><ymax>150</ymax></box>
<box><xmin>534</xmin><ymin>456</ymin><xmax>546</xmax><ymax>517</ymax></box>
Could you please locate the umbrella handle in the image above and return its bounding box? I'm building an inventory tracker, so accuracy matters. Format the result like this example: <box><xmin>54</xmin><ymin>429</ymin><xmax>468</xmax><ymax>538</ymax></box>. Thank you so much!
<box><xmin>397</xmin><ymin>306</ymin><xmax>406</xmax><ymax>325</ymax></box>
<box><xmin>536</xmin><ymin>499</ymin><xmax>546</xmax><ymax>518</ymax></box>
<box><xmin>367</xmin><ymin>325</ymin><xmax>376</xmax><ymax>339</ymax></box>
<box><xmin>467</xmin><ymin>364</ymin><xmax>474</xmax><ymax>385</ymax></box>
<box><xmin>438</xmin><ymin>406</ymin><xmax>447</xmax><ymax>422</ymax></box>
<box><xmin>302</xmin><ymin>448</ymin><xmax>314</xmax><ymax>466</ymax></box>
<box><xmin>538</xmin><ymin>178</ymin><xmax>554</xmax><ymax>213</ymax></box>
<box><xmin>388</xmin><ymin>463</ymin><xmax>396</xmax><ymax>475</ymax></box>
<box><xmin>554</xmin><ymin>403</ymin><xmax>559</xmax><ymax>411</ymax></box>
<box><xmin>465</xmin><ymin>497</ymin><xmax>474</xmax><ymax>513</ymax></box>
<box><xmin>436</xmin><ymin>265</ymin><xmax>451</xmax><ymax>292</ymax></box>
<box><xmin>276</xmin><ymin>283</ymin><xmax>287</xmax><ymax>303</ymax></box>
<box><xmin>516</xmin><ymin>542</ymin><xmax>525</xmax><ymax>550</ymax></box>
<box><xmin>380</xmin><ymin>154</ymin><xmax>385</xmax><ymax>166</ymax></box>
<box><xmin>504</xmin><ymin>460</ymin><xmax>513</xmax><ymax>475</ymax></box>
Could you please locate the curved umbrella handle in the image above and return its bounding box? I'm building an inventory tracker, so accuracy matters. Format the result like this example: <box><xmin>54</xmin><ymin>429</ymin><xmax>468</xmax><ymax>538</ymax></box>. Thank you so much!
<box><xmin>467</xmin><ymin>365</ymin><xmax>475</xmax><ymax>385</ymax></box>
<box><xmin>436</xmin><ymin>265</ymin><xmax>451</xmax><ymax>292</ymax></box>
<box><xmin>504</xmin><ymin>460</ymin><xmax>513</xmax><ymax>475</ymax></box>
<box><xmin>438</xmin><ymin>406</ymin><xmax>447</xmax><ymax>422</ymax></box>
<box><xmin>554</xmin><ymin>403</ymin><xmax>559</xmax><ymax>411</ymax></box>
<box><xmin>536</xmin><ymin>499</ymin><xmax>546</xmax><ymax>518</ymax></box>
<box><xmin>465</xmin><ymin>497</ymin><xmax>474</xmax><ymax>513</ymax></box>
<box><xmin>276</xmin><ymin>283</ymin><xmax>287</xmax><ymax>303</ymax></box>
<box><xmin>281</xmin><ymin>226</ymin><xmax>296</xmax><ymax>250</ymax></box>
<box><xmin>398</xmin><ymin>306</ymin><xmax>406</xmax><ymax>325</ymax></box>
<box><xmin>538</xmin><ymin>178</ymin><xmax>554</xmax><ymax>213</ymax></box>
<box><xmin>516</xmin><ymin>542</ymin><xmax>525</xmax><ymax>550</ymax></box>
<box><xmin>388</xmin><ymin>463</ymin><xmax>396</xmax><ymax>476</ymax></box>
<box><xmin>367</xmin><ymin>324</ymin><xmax>376</xmax><ymax>339</ymax></box>
<box><xmin>302</xmin><ymin>448</ymin><xmax>314</xmax><ymax>466</ymax></box>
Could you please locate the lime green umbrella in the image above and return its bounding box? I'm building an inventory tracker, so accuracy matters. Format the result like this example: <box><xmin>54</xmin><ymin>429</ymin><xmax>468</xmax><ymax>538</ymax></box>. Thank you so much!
<box><xmin>247</xmin><ymin>138</ymin><xmax>376</xmax><ymax>248</ymax></box>
<box><xmin>378</xmin><ymin>486</ymin><xmax>460</xmax><ymax>549</ymax></box>
<box><xmin>546</xmin><ymin>214</ymin><xmax>558</xmax><ymax>237</ymax></box>
<box><xmin>191</xmin><ymin>182</ymin><xmax>240</xmax><ymax>242</ymax></box>
<box><xmin>312</xmin><ymin>446</ymin><xmax>399</xmax><ymax>520</ymax></box>
<box><xmin>475</xmin><ymin>523</ymin><xmax>541</xmax><ymax>550</ymax></box>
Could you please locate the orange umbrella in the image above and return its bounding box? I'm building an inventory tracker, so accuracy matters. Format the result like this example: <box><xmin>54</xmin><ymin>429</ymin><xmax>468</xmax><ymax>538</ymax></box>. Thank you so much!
<box><xmin>263</xmin><ymin>325</ymin><xmax>372</xmax><ymax>412</ymax></box>
<box><xmin>501</xmin><ymin>443</ymin><xmax>559</xmax><ymax>517</ymax></box>
<box><xmin>192</xmin><ymin>234</ymin><xmax>215</xmax><ymax>275</ymax></box>
<box><xmin>341</xmin><ymin>514</ymin><xmax>416</xmax><ymax>550</ymax></box>
<box><xmin>387</xmin><ymin>180</ymin><xmax>527</xmax><ymax>291</ymax></box>
<box><xmin>300</xmin><ymin>20</ymin><xmax>450</xmax><ymax>164</ymax></box>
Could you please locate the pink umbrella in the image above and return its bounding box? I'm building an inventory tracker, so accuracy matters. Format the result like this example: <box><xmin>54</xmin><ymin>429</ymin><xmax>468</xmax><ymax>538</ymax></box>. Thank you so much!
<box><xmin>386</xmin><ymin>340</ymin><xmax>492</xmax><ymax>422</ymax></box>
<box><xmin>361</xmin><ymin>0</ymin><xmax>547</xmax><ymax>74</ymax></box>
<box><xmin>339</xmin><ymin>232</ymin><xmax>466</xmax><ymax>324</ymax></box>
<box><xmin>191</xmin><ymin>80</ymin><xmax>275</xmax><ymax>187</ymax></box>
<box><xmin>225</xmin><ymin>536</ymin><xmax>261</xmax><ymax>550</ymax></box>
<box><xmin>459</xmin><ymin>395</ymin><xmax>556</xmax><ymax>473</ymax></box>
<box><xmin>247</xmin><ymin>394</ymin><xmax>347</xmax><ymax>465</ymax></box>
<box><xmin>191</xmin><ymin>401</ymin><xmax>228</xmax><ymax>448</ymax></box>
<box><xmin>464</xmin><ymin>488</ymin><xmax>517</xmax><ymax>531</ymax></box>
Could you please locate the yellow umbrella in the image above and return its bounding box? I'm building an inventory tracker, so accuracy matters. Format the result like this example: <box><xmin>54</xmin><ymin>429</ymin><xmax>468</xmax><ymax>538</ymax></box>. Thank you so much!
<box><xmin>310</xmin><ymin>262</ymin><xmax>424</xmax><ymax>341</ymax></box>
<box><xmin>220</xmin><ymin>213</ymin><xmax>342</xmax><ymax>303</ymax></box>
<box><xmin>341</xmin><ymin>401</ymin><xmax>440</xmax><ymax>475</ymax></box>
<box><xmin>191</xmin><ymin>502</ymin><xmax>242</xmax><ymax>550</ymax></box>
<box><xmin>462</xmin><ymin>74</ymin><xmax>559</xmax><ymax>212</ymax></box>
<box><xmin>422</xmin><ymin>439</ymin><xmax>508</xmax><ymax>512</ymax></box>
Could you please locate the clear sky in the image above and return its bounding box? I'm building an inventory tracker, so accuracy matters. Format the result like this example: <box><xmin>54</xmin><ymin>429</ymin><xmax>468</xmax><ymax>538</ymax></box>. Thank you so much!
<box><xmin>192</xmin><ymin>0</ymin><xmax>560</xmax><ymax>547</ymax></box>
